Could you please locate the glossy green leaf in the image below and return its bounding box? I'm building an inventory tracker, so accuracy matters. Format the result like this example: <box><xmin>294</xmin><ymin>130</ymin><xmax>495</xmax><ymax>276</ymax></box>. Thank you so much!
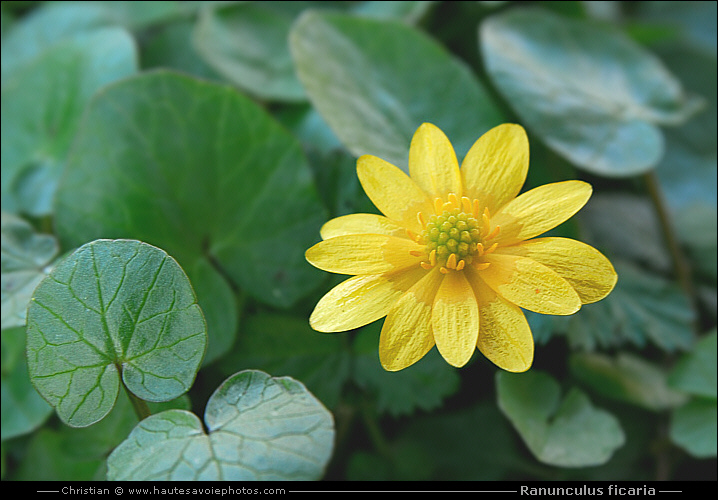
<box><xmin>290</xmin><ymin>11</ymin><xmax>504</xmax><ymax>171</ymax></box>
<box><xmin>670</xmin><ymin>398</ymin><xmax>717</xmax><ymax>458</ymax></box>
<box><xmin>193</xmin><ymin>2</ymin><xmax>307</xmax><ymax>101</ymax></box>
<box><xmin>669</xmin><ymin>330</ymin><xmax>717</xmax><ymax>399</ymax></box>
<box><xmin>1</xmin><ymin>27</ymin><xmax>137</xmax><ymax>216</ymax></box>
<box><xmin>1</xmin><ymin>327</ymin><xmax>52</xmax><ymax>440</ymax></box>
<box><xmin>481</xmin><ymin>8</ymin><xmax>701</xmax><ymax>177</ymax></box>
<box><xmin>570</xmin><ymin>352</ymin><xmax>686</xmax><ymax>411</ymax></box>
<box><xmin>1</xmin><ymin>212</ymin><xmax>58</xmax><ymax>329</ymax></box>
<box><xmin>219</xmin><ymin>313</ymin><xmax>350</xmax><ymax>408</ymax></box>
<box><xmin>26</xmin><ymin>239</ymin><xmax>207</xmax><ymax>427</ymax></box>
<box><xmin>496</xmin><ymin>370</ymin><xmax>625</xmax><ymax>467</ymax></box>
<box><xmin>351</xmin><ymin>323</ymin><xmax>460</xmax><ymax>417</ymax></box>
<box><xmin>54</xmin><ymin>70</ymin><xmax>326</xmax><ymax>310</ymax></box>
<box><xmin>107</xmin><ymin>370</ymin><xmax>335</xmax><ymax>480</ymax></box>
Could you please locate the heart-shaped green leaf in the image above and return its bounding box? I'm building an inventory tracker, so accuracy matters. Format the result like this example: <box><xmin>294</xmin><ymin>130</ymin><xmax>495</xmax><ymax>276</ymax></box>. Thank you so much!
<box><xmin>107</xmin><ymin>370</ymin><xmax>335</xmax><ymax>480</ymax></box>
<box><xmin>54</xmin><ymin>70</ymin><xmax>326</xmax><ymax>313</ymax></box>
<box><xmin>1</xmin><ymin>212</ymin><xmax>58</xmax><ymax>330</ymax></box>
<box><xmin>26</xmin><ymin>239</ymin><xmax>207</xmax><ymax>427</ymax></box>
<box><xmin>480</xmin><ymin>8</ymin><xmax>701</xmax><ymax>177</ymax></box>
<box><xmin>290</xmin><ymin>11</ymin><xmax>504</xmax><ymax>171</ymax></box>
<box><xmin>1</xmin><ymin>27</ymin><xmax>137</xmax><ymax>216</ymax></box>
<box><xmin>496</xmin><ymin>370</ymin><xmax>625</xmax><ymax>467</ymax></box>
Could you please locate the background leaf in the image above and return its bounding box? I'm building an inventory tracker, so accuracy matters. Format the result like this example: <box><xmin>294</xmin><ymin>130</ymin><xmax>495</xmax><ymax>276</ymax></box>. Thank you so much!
<box><xmin>0</xmin><ymin>27</ymin><xmax>137</xmax><ymax>216</ymax></box>
<box><xmin>26</xmin><ymin>239</ymin><xmax>206</xmax><ymax>427</ymax></box>
<box><xmin>496</xmin><ymin>370</ymin><xmax>625</xmax><ymax>467</ymax></box>
<box><xmin>1</xmin><ymin>212</ymin><xmax>58</xmax><ymax>329</ymax></box>
<box><xmin>107</xmin><ymin>370</ymin><xmax>335</xmax><ymax>480</ymax></box>
<box><xmin>480</xmin><ymin>7</ymin><xmax>700</xmax><ymax>176</ymax></box>
<box><xmin>193</xmin><ymin>2</ymin><xmax>312</xmax><ymax>101</ymax></box>
<box><xmin>1</xmin><ymin>326</ymin><xmax>52</xmax><ymax>440</ymax></box>
<box><xmin>290</xmin><ymin>10</ymin><xmax>504</xmax><ymax>171</ymax></box>
<box><xmin>570</xmin><ymin>352</ymin><xmax>686</xmax><ymax>411</ymax></box>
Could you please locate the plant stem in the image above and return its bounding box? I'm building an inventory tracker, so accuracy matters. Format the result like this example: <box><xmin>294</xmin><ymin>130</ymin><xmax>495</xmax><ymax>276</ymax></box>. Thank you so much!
<box><xmin>644</xmin><ymin>172</ymin><xmax>696</xmax><ymax>310</ymax></box>
<box><xmin>125</xmin><ymin>384</ymin><xmax>152</xmax><ymax>421</ymax></box>
<box><xmin>360</xmin><ymin>399</ymin><xmax>392</xmax><ymax>460</ymax></box>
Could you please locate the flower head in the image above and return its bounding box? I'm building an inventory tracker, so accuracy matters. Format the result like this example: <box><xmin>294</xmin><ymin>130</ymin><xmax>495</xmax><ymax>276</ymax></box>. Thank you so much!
<box><xmin>306</xmin><ymin>123</ymin><xmax>616</xmax><ymax>372</ymax></box>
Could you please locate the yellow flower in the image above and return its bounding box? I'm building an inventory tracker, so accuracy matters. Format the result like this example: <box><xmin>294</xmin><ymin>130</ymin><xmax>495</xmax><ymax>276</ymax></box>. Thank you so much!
<box><xmin>306</xmin><ymin>123</ymin><xmax>617</xmax><ymax>372</ymax></box>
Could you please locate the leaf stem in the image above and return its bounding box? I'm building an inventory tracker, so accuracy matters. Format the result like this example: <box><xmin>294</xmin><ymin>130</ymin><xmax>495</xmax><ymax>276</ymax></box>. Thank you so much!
<box><xmin>644</xmin><ymin>171</ymin><xmax>697</xmax><ymax>313</ymax></box>
<box><xmin>121</xmin><ymin>375</ymin><xmax>152</xmax><ymax>421</ymax></box>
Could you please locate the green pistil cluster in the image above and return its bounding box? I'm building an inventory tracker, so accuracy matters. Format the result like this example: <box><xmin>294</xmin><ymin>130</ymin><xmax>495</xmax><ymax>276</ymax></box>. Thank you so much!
<box><xmin>423</xmin><ymin>208</ymin><xmax>482</xmax><ymax>266</ymax></box>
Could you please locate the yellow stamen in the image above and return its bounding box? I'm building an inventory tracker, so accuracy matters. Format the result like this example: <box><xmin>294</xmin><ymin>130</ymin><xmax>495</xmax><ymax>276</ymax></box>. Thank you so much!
<box><xmin>456</xmin><ymin>259</ymin><xmax>465</xmax><ymax>271</ymax></box>
<box><xmin>482</xmin><ymin>209</ymin><xmax>491</xmax><ymax>235</ymax></box>
<box><xmin>406</xmin><ymin>229</ymin><xmax>422</xmax><ymax>243</ymax></box>
<box><xmin>434</xmin><ymin>197</ymin><xmax>444</xmax><ymax>214</ymax></box>
<box><xmin>484</xmin><ymin>242</ymin><xmax>498</xmax><ymax>254</ymax></box>
<box><xmin>417</xmin><ymin>211</ymin><xmax>426</xmax><ymax>228</ymax></box>
<box><xmin>447</xmin><ymin>253</ymin><xmax>457</xmax><ymax>270</ymax></box>
<box><xmin>485</xmin><ymin>225</ymin><xmax>501</xmax><ymax>241</ymax></box>
<box><xmin>429</xmin><ymin>249</ymin><xmax>437</xmax><ymax>266</ymax></box>
<box><xmin>474</xmin><ymin>262</ymin><xmax>491</xmax><ymax>271</ymax></box>
<box><xmin>473</xmin><ymin>199</ymin><xmax>480</xmax><ymax>219</ymax></box>
<box><xmin>421</xmin><ymin>262</ymin><xmax>433</xmax><ymax>270</ymax></box>
<box><xmin>440</xmin><ymin>267</ymin><xmax>450</xmax><ymax>274</ymax></box>
<box><xmin>448</xmin><ymin>192</ymin><xmax>459</xmax><ymax>209</ymax></box>
<box><xmin>476</xmin><ymin>242</ymin><xmax>484</xmax><ymax>256</ymax></box>
<box><xmin>461</xmin><ymin>196</ymin><xmax>472</xmax><ymax>213</ymax></box>
<box><xmin>409</xmin><ymin>250</ymin><xmax>423</xmax><ymax>257</ymax></box>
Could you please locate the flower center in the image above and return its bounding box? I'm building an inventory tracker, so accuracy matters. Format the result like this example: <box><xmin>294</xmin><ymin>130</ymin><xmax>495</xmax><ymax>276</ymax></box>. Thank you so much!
<box><xmin>410</xmin><ymin>193</ymin><xmax>501</xmax><ymax>274</ymax></box>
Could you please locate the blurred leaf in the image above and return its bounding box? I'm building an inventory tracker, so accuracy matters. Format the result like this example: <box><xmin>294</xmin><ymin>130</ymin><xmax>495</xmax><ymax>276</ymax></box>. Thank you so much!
<box><xmin>675</xmin><ymin>204</ymin><xmax>717</xmax><ymax>282</ymax></box>
<box><xmin>1</xmin><ymin>27</ymin><xmax>137</xmax><ymax>216</ymax></box>
<box><xmin>54</xmin><ymin>70</ymin><xmax>327</xmax><ymax>309</ymax></box>
<box><xmin>1</xmin><ymin>326</ymin><xmax>52</xmax><ymax>440</ymax></box>
<box><xmin>570</xmin><ymin>352</ymin><xmax>687</xmax><ymax>411</ymax></box>
<box><xmin>107</xmin><ymin>370</ymin><xmax>335</xmax><ymax>480</ymax></box>
<box><xmin>530</xmin><ymin>260</ymin><xmax>695</xmax><ymax>352</ymax></box>
<box><xmin>15</xmin><ymin>428</ymin><xmax>106</xmax><ymax>481</ymax></box>
<box><xmin>670</xmin><ymin>397</ymin><xmax>717</xmax><ymax>458</ymax></box>
<box><xmin>497</xmin><ymin>370</ymin><xmax>625</xmax><ymax>467</ymax></box>
<box><xmin>351</xmin><ymin>323</ymin><xmax>460</xmax><ymax>417</ymax></box>
<box><xmin>481</xmin><ymin>8</ymin><xmax>701</xmax><ymax>177</ymax></box>
<box><xmin>217</xmin><ymin>313</ymin><xmax>350</xmax><ymax>408</ymax></box>
<box><xmin>1</xmin><ymin>0</ymin><xmax>190</xmax><ymax>78</ymax></box>
<box><xmin>579</xmin><ymin>194</ymin><xmax>671</xmax><ymax>272</ymax></box>
<box><xmin>392</xmin><ymin>402</ymin><xmax>529</xmax><ymax>480</ymax></box>
<box><xmin>290</xmin><ymin>10</ymin><xmax>504</xmax><ymax>171</ymax></box>
<box><xmin>193</xmin><ymin>2</ymin><xmax>309</xmax><ymax>101</ymax></box>
<box><xmin>669</xmin><ymin>330</ymin><xmax>717</xmax><ymax>399</ymax></box>
<box><xmin>351</xmin><ymin>1</ymin><xmax>434</xmax><ymax>23</ymax></box>
<box><xmin>26</xmin><ymin>239</ymin><xmax>207</xmax><ymax>427</ymax></box>
<box><xmin>1</xmin><ymin>212</ymin><xmax>58</xmax><ymax>329</ymax></box>
<box><xmin>142</xmin><ymin>19</ymin><xmax>223</xmax><ymax>81</ymax></box>
<box><xmin>185</xmin><ymin>257</ymin><xmax>237</xmax><ymax>366</ymax></box>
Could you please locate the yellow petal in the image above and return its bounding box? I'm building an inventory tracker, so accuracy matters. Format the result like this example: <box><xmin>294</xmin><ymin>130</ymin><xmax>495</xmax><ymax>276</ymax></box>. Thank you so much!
<box><xmin>461</xmin><ymin>123</ymin><xmax>529</xmax><ymax>215</ymax></box>
<box><xmin>480</xmin><ymin>253</ymin><xmax>581</xmax><ymax>315</ymax></box>
<box><xmin>357</xmin><ymin>155</ymin><xmax>433</xmax><ymax>233</ymax></box>
<box><xmin>497</xmin><ymin>237</ymin><xmax>617</xmax><ymax>304</ymax></box>
<box><xmin>306</xmin><ymin>234</ymin><xmax>422</xmax><ymax>275</ymax></box>
<box><xmin>310</xmin><ymin>267</ymin><xmax>427</xmax><ymax>332</ymax></box>
<box><xmin>431</xmin><ymin>271</ymin><xmax>479</xmax><ymax>368</ymax></box>
<box><xmin>379</xmin><ymin>268</ymin><xmax>444</xmax><ymax>371</ymax></box>
<box><xmin>320</xmin><ymin>214</ymin><xmax>406</xmax><ymax>240</ymax></box>
<box><xmin>466</xmin><ymin>267</ymin><xmax>533</xmax><ymax>372</ymax></box>
<box><xmin>409</xmin><ymin>123</ymin><xmax>462</xmax><ymax>200</ymax></box>
<box><xmin>491</xmin><ymin>181</ymin><xmax>592</xmax><ymax>245</ymax></box>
